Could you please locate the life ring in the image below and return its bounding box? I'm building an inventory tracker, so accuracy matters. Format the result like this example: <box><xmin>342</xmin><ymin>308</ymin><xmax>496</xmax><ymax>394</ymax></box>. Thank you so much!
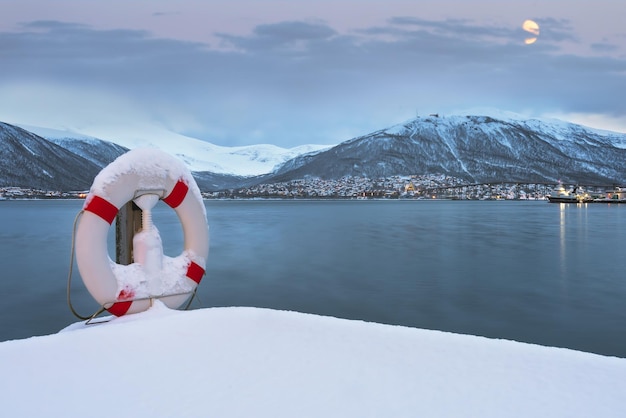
<box><xmin>75</xmin><ymin>148</ymin><xmax>209</xmax><ymax>316</ymax></box>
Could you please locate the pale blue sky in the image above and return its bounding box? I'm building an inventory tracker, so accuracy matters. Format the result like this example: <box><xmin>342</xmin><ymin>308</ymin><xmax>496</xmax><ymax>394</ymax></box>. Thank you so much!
<box><xmin>1</xmin><ymin>0</ymin><xmax>625</xmax><ymax>147</ymax></box>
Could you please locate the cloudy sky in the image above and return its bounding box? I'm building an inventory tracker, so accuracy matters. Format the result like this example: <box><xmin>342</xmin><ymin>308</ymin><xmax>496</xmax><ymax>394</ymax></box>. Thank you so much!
<box><xmin>1</xmin><ymin>0</ymin><xmax>625</xmax><ymax>147</ymax></box>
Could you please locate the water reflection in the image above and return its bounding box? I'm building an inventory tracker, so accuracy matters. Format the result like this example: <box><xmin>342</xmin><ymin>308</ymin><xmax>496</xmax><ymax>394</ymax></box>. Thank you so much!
<box><xmin>558</xmin><ymin>202</ymin><xmax>590</xmax><ymax>281</ymax></box>
<box><xmin>559</xmin><ymin>203</ymin><xmax>566</xmax><ymax>280</ymax></box>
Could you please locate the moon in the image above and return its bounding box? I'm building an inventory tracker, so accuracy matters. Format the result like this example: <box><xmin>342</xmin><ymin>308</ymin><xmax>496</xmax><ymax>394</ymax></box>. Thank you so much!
<box><xmin>522</xmin><ymin>19</ymin><xmax>540</xmax><ymax>45</ymax></box>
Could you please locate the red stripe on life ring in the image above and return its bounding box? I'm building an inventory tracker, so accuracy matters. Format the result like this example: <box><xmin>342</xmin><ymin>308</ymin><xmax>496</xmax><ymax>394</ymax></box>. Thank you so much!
<box><xmin>107</xmin><ymin>301</ymin><xmax>132</xmax><ymax>316</ymax></box>
<box><xmin>163</xmin><ymin>180</ymin><xmax>188</xmax><ymax>208</ymax></box>
<box><xmin>84</xmin><ymin>195</ymin><xmax>119</xmax><ymax>225</ymax></box>
<box><xmin>186</xmin><ymin>261</ymin><xmax>205</xmax><ymax>284</ymax></box>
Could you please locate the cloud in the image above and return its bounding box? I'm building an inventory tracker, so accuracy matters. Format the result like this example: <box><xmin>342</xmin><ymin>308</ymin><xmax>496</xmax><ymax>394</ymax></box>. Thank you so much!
<box><xmin>216</xmin><ymin>20</ymin><xmax>337</xmax><ymax>52</ymax></box>
<box><xmin>152</xmin><ymin>11</ymin><xmax>181</xmax><ymax>17</ymax></box>
<box><xmin>254</xmin><ymin>21</ymin><xmax>337</xmax><ymax>41</ymax></box>
<box><xmin>529</xmin><ymin>18</ymin><xmax>578</xmax><ymax>43</ymax></box>
<box><xmin>591</xmin><ymin>41</ymin><xmax>620</xmax><ymax>53</ymax></box>
<box><xmin>387</xmin><ymin>16</ymin><xmax>516</xmax><ymax>40</ymax></box>
<box><xmin>0</xmin><ymin>17</ymin><xmax>625</xmax><ymax>146</ymax></box>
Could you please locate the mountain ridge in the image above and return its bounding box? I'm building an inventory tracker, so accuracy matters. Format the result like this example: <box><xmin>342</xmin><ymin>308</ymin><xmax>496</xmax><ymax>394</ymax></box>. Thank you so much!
<box><xmin>3</xmin><ymin>113</ymin><xmax>626</xmax><ymax>191</ymax></box>
<box><xmin>264</xmin><ymin>114</ymin><xmax>626</xmax><ymax>186</ymax></box>
<box><xmin>18</xmin><ymin>124</ymin><xmax>332</xmax><ymax>177</ymax></box>
<box><xmin>0</xmin><ymin>122</ymin><xmax>105</xmax><ymax>190</ymax></box>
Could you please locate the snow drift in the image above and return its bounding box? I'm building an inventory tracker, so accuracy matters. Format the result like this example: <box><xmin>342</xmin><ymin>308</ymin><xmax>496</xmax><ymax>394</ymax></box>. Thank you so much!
<box><xmin>1</xmin><ymin>303</ymin><xmax>625</xmax><ymax>417</ymax></box>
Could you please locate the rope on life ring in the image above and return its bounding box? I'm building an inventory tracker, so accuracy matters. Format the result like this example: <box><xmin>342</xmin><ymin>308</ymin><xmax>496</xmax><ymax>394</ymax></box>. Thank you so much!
<box><xmin>73</xmin><ymin>148</ymin><xmax>209</xmax><ymax>317</ymax></box>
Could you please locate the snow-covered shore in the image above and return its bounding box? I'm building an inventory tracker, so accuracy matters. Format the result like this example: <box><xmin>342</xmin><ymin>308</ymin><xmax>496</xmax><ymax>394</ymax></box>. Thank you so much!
<box><xmin>1</xmin><ymin>303</ymin><xmax>625</xmax><ymax>417</ymax></box>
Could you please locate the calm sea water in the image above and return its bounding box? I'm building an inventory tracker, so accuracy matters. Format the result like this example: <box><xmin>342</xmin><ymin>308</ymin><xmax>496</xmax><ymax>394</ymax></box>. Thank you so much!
<box><xmin>1</xmin><ymin>199</ymin><xmax>625</xmax><ymax>357</ymax></box>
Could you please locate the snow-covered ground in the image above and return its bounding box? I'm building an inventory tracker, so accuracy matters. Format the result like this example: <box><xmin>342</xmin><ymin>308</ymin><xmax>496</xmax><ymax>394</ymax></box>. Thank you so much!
<box><xmin>1</xmin><ymin>302</ymin><xmax>625</xmax><ymax>418</ymax></box>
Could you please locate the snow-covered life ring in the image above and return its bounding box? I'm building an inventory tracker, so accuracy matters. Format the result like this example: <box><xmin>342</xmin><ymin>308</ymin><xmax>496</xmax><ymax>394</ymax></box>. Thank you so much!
<box><xmin>75</xmin><ymin>148</ymin><xmax>209</xmax><ymax>316</ymax></box>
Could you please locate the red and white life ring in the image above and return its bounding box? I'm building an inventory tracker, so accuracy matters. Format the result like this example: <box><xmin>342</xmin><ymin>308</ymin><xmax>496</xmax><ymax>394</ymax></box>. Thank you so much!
<box><xmin>75</xmin><ymin>148</ymin><xmax>209</xmax><ymax>316</ymax></box>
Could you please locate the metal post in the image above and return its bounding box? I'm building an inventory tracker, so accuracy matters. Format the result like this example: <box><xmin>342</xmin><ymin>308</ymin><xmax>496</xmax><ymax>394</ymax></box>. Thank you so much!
<box><xmin>115</xmin><ymin>201</ymin><xmax>142</xmax><ymax>265</ymax></box>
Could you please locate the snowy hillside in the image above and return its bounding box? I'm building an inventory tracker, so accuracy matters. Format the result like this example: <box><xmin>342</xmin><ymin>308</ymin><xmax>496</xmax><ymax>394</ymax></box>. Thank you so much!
<box><xmin>0</xmin><ymin>122</ymin><xmax>102</xmax><ymax>190</ymax></box>
<box><xmin>451</xmin><ymin>108</ymin><xmax>626</xmax><ymax>148</ymax></box>
<box><xmin>20</xmin><ymin>124</ymin><xmax>332</xmax><ymax>176</ymax></box>
<box><xmin>270</xmin><ymin>112</ymin><xmax>626</xmax><ymax>185</ymax></box>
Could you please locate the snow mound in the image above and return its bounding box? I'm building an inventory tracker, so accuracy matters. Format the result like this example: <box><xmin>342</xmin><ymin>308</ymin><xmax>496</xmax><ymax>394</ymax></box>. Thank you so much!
<box><xmin>1</xmin><ymin>304</ymin><xmax>625</xmax><ymax>417</ymax></box>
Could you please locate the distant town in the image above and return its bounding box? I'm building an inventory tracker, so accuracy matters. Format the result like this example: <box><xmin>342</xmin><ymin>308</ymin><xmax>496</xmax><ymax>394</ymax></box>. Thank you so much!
<box><xmin>204</xmin><ymin>174</ymin><xmax>619</xmax><ymax>200</ymax></box>
<box><xmin>4</xmin><ymin>174</ymin><xmax>621</xmax><ymax>201</ymax></box>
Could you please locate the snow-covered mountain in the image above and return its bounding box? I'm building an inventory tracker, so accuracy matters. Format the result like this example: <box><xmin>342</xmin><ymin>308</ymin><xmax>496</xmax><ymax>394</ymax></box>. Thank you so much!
<box><xmin>0</xmin><ymin>122</ymin><xmax>104</xmax><ymax>190</ymax></box>
<box><xmin>20</xmin><ymin>126</ymin><xmax>130</xmax><ymax>168</ymax></box>
<box><xmin>19</xmin><ymin>124</ymin><xmax>332</xmax><ymax>177</ymax></box>
<box><xmin>3</xmin><ymin>112</ymin><xmax>626</xmax><ymax>192</ymax></box>
<box><xmin>267</xmin><ymin>113</ymin><xmax>626</xmax><ymax>185</ymax></box>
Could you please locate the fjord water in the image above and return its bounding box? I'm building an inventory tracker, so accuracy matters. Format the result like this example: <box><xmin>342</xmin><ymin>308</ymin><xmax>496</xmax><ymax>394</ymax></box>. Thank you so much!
<box><xmin>1</xmin><ymin>199</ymin><xmax>625</xmax><ymax>357</ymax></box>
